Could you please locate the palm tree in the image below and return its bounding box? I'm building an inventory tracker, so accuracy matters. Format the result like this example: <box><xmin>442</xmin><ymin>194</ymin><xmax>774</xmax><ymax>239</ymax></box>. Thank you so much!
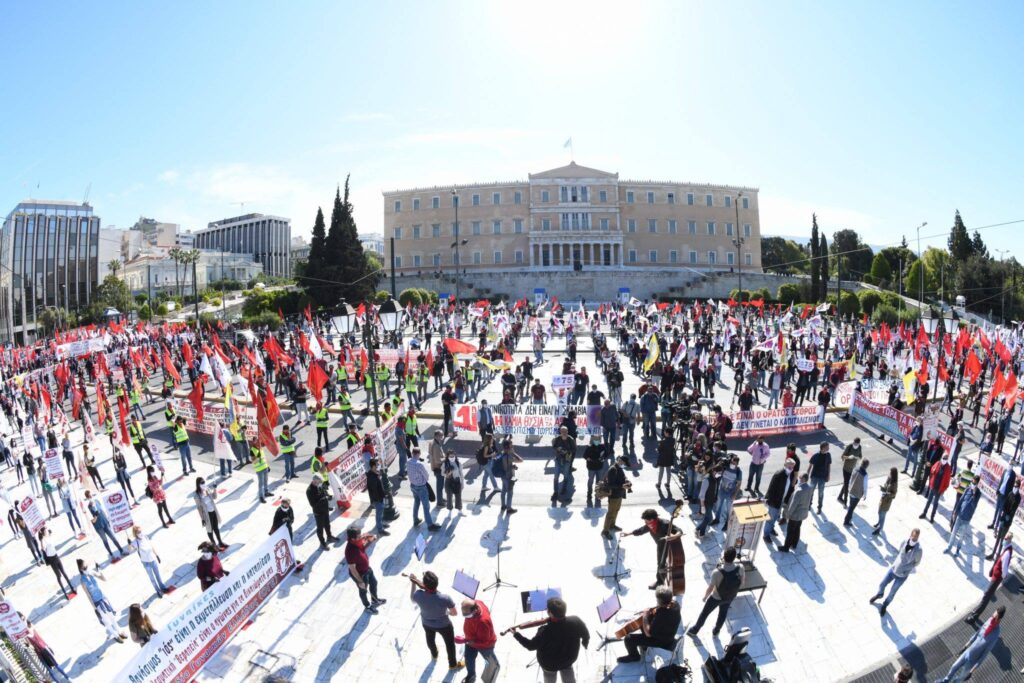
<box><xmin>107</xmin><ymin>259</ymin><xmax>122</xmax><ymax>279</ymax></box>
<box><xmin>169</xmin><ymin>247</ymin><xmax>182</xmax><ymax>298</ymax></box>
<box><xmin>184</xmin><ymin>249</ymin><xmax>200</xmax><ymax>301</ymax></box>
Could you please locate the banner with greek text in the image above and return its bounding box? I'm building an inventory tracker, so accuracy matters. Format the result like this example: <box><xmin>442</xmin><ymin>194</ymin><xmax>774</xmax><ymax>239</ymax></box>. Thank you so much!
<box><xmin>976</xmin><ymin>454</ymin><xmax>1024</xmax><ymax>532</ymax></box>
<box><xmin>727</xmin><ymin>406</ymin><xmax>823</xmax><ymax>439</ymax></box>
<box><xmin>17</xmin><ymin>497</ymin><xmax>46</xmax><ymax>536</ymax></box>
<box><xmin>116</xmin><ymin>526</ymin><xmax>296</xmax><ymax>683</ymax></box>
<box><xmin>451</xmin><ymin>403</ymin><xmax>602</xmax><ymax>437</ymax></box>
<box><xmin>326</xmin><ymin>414</ymin><xmax>401</xmax><ymax>504</ymax></box>
<box><xmin>849</xmin><ymin>392</ymin><xmax>954</xmax><ymax>451</ymax></box>
<box><xmin>833</xmin><ymin>380</ymin><xmax>893</xmax><ymax>409</ymax></box>
<box><xmin>102</xmin><ymin>490</ymin><xmax>134</xmax><ymax>533</ymax></box>
<box><xmin>174</xmin><ymin>399</ymin><xmax>258</xmax><ymax>439</ymax></box>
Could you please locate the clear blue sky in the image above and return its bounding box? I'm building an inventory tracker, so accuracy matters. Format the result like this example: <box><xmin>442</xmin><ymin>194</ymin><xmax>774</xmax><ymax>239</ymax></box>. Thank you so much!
<box><xmin>3</xmin><ymin>2</ymin><xmax>1022</xmax><ymax>257</ymax></box>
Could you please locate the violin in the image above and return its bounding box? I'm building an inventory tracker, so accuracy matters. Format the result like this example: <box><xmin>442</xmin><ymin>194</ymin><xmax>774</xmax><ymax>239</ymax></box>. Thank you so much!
<box><xmin>500</xmin><ymin>617</ymin><xmax>550</xmax><ymax>636</ymax></box>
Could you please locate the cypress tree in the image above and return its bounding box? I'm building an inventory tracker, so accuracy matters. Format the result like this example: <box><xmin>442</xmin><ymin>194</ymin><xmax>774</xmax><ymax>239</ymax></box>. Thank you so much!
<box><xmin>947</xmin><ymin>210</ymin><xmax>973</xmax><ymax>262</ymax></box>
<box><xmin>307</xmin><ymin>207</ymin><xmax>326</xmax><ymax>282</ymax></box>
<box><xmin>810</xmin><ymin>214</ymin><xmax>820</xmax><ymax>302</ymax></box>
<box><xmin>819</xmin><ymin>234</ymin><xmax>829</xmax><ymax>301</ymax></box>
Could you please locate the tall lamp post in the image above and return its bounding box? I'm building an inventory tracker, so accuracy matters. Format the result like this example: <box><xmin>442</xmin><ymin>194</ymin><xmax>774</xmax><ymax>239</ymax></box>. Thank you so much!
<box><xmin>915</xmin><ymin>221</ymin><xmax>927</xmax><ymax>315</ymax></box>
<box><xmin>332</xmin><ymin>299</ymin><xmax>402</xmax><ymax>521</ymax></box>
<box><xmin>996</xmin><ymin>249</ymin><xmax>1009</xmax><ymax>324</ymax></box>
<box><xmin>733</xmin><ymin>192</ymin><xmax>744</xmax><ymax>295</ymax></box>
<box><xmin>451</xmin><ymin>190</ymin><xmax>461</xmax><ymax>303</ymax></box>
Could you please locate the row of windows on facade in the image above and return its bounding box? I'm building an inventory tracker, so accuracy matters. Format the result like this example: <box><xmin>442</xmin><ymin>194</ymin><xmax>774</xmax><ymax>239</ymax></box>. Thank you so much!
<box><xmin>393</xmin><ymin>219</ymin><xmax>753</xmax><ymax>240</ymax></box>
<box><xmin>394</xmin><ymin>250</ymin><xmax>753</xmax><ymax>268</ymax></box>
<box><xmin>393</xmin><ymin>189</ymin><xmax>752</xmax><ymax>212</ymax></box>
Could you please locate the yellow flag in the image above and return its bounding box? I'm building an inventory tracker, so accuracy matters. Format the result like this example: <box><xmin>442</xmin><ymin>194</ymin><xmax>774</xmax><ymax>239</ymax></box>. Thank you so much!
<box><xmin>902</xmin><ymin>369</ymin><xmax>916</xmax><ymax>404</ymax></box>
<box><xmin>848</xmin><ymin>352</ymin><xmax>857</xmax><ymax>380</ymax></box>
<box><xmin>643</xmin><ymin>335</ymin><xmax>660</xmax><ymax>373</ymax></box>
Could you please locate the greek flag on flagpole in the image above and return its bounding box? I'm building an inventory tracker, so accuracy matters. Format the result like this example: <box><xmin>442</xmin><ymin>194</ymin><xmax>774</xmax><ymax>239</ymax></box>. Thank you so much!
<box><xmin>563</xmin><ymin>137</ymin><xmax>572</xmax><ymax>149</ymax></box>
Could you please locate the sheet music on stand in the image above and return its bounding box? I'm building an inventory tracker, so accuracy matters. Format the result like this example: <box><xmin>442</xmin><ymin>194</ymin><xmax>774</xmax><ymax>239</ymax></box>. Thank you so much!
<box><xmin>414</xmin><ymin>534</ymin><xmax>427</xmax><ymax>561</ymax></box>
<box><xmin>521</xmin><ymin>587</ymin><xmax>562</xmax><ymax>613</ymax></box>
<box><xmin>453</xmin><ymin>570</ymin><xmax>479</xmax><ymax>600</ymax></box>
<box><xmin>597</xmin><ymin>592</ymin><xmax>621</xmax><ymax>624</ymax></box>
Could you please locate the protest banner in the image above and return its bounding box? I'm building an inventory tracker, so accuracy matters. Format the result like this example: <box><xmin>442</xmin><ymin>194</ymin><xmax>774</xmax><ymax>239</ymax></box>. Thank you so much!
<box><xmin>977</xmin><ymin>454</ymin><xmax>1024</xmax><ymax>532</ymax></box>
<box><xmin>0</xmin><ymin>601</ymin><xmax>28</xmax><ymax>640</ymax></box>
<box><xmin>326</xmin><ymin>414</ymin><xmax>401</xmax><ymax>505</ymax></box>
<box><xmin>833</xmin><ymin>380</ymin><xmax>893</xmax><ymax>409</ymax></box>
<box><xmin>57</xmin><ymin>338</ymin><xmax>106</xmax><ymax>358</ymax></box>
<box><xmin>726</xmin><ymin>406</ymin><xmax>822</xmax><ymax>439</ymax></box>
<box><xmin>849</xmin><ymin>392</ymin><xmax>954</xmax><ymax>451</ymax></box>
<box><xmin>452</xmin><ymin>403</ymin><xmax>602</xmax><ymax>437</ymax></box>
<box><xmin>795</xmin><ymin>358</ymin><xmax>815</xmax><ymax>373</ymax></box>
<box><xmin>116</xmin><ymin>526</ymin><xmax>296</xmax><ymax>683</ymax></box>
<box><xmin>342</xmin><ymin>348</ymin><xmax>420</xmax><ymax>376</ymax></box>
<box><xmin>102</xmin><ymin>490</ymin><xmax>134</xmax><ymax>533</ymax></box>
<box><xmin>42</xmin><ymin>448</ymin><xmax>65</xmax><ymax>481</ymax></box>
<box><xmin>17</xmin><ymin>497</ymin><xmax>46</xmax><ymax>536</ymax></box>
<box><xmin>551</xmin><ymin>375</ymin><xmax>575</xmax><ymax>390</ymax></box>
<box><xmin>174</xmin><ymin>399</ymin><xmax>257</xmax><ymax>439</ymax></box>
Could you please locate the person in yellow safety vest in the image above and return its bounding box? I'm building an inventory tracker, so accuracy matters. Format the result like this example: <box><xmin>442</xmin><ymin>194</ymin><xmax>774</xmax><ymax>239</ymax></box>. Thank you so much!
<box><xmin>164</xmin><ymin>401</ymin><xmax>177</xmax><ymax>440</ymax></box>
<box><xmin>251</xmin><ymin>439</ymin><xmax>270</xmax><ymax>503</ymax></box>
<box><xmin>417</xmin><ymin>363</ymin><xmax>429</xmax><ymax>403</ymax></box>
<box><xmin>338</xmin><ymin>388</ymin><xmax>355</xmax><ymax>428</ymax></box>
<box><xmin>163</xmin><ymin>374</ymin><xmax>174</xmax><ymax>398</ymax></box>
<box><xmin>315</xmin><ymin>402</ymin><xmax>330</xmax><ymax>450</ymax></box>
<box><xmin>405</xmin><ymin>373</ymin><xmax>418</xmax><ymax>410</ymax></box>
<box><xmin>380</xmin><ymin>401</ymin><xmax>394</xmax><ymax>422</ymax></box>
<box><xmin>129</xmin><ymin>385</ymin><xmax>144</xmax><ymax>421</ymax></box>
<box><xmin>375</xmin><ymin>365</ymin><xmax>391</xmax><ymax>394</ymax></box>
<box><xmin>465</xmin><ymin>364</ymin><xmax>477</xmax><ymax>400</ymax></box>
<box><xmin>277</xmin><ymin>426</ymin><xmax>297</xmax><ymax>481</ymax></box>
<box><xmin>116</xmin><ymin>384</ymin><xmax>125</xmax><ymax>400</ymax></box>
<box><xmin>344</xmin><ymin>425</ymin><xmax>360</xmax><ymax>449</ymax></box>
<box><xmin>104</xmin><ymin>415</ymin><xmax>115</xmax><ymax>446</ymax></box>
<box><xmin>336</xmin><ymin>363</ymin><xmax>348</xmax><ymax>388</ymax></box>
<box><xmin>174</xmin><ymin>417</ymin><xmax>196</xmax><ymax>475</ymax></box>
<box><xmin>229</xmin><ymin>419</ymin><xmax>249</xmax><ymax>468</ymax></box>
<box><xmin>364</xmin><ymin>368</ymin><xmax>375</xmax><ymax>396</ymax></box>
<box><xmin>128</xmin><ymin>416</ymin><xmax>154</xmax><ymax>468</ymax></box>
<box><xmin>311</xmin><ymin>446</ymin><xmax>330</xmax><ymax>484</ymax></box>
<box><xmin>405</xmin><ymin>409</ymin><xmax>420</xmax><ymax>448</ymax></box>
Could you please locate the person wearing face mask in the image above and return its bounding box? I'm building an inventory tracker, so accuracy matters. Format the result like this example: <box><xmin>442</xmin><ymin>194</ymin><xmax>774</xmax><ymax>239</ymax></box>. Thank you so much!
<box><xmin>869</xmin><ymin>528</ymin><xmax>923</xmax><ymax>616</ymax></box>
<box><xmin>696</xmin><ymin>466</ymin><xmax>722</xmax><ymax>539</ymax></box>
<box><xmin>193</xmin><ymin>478</ymin><xmax>227</xmax><ymax>550</ymax></box>
<box><xmin>39</xmin><ymin>526</ymin><xmax>75</xmax><ymax>600</ymax></box>
<box><xmin>621</xmin><ymin>508</ymin><xmax>682</xmax><ymax>589</ymax></box>
<box><xmin>442</xmin><ymin>448</ymin><xmax>464</xmax><ymax>512</ymax></box>
<box><xmin>842</xmin><ymin>459</ymin><xmax>871</xmax><ymax>528</ymax></box>
<box><xmin>763</xmin><ymin>459</ymin><xmax>796</xmax><ymax>545</ymax></box>
<box><xmin>919</xmin><ymin>453</ymin><xmax>952</xmax><ymax>524</ymax></box>
<box><xmin>196</xmin><ymin>541</ymin><xmax>228</xmax><ymax>592</ymax></box>
<box><xmin>270</xmin><ymin>498</ymin><xmax>295</xmax><ymax>541</ymax></box>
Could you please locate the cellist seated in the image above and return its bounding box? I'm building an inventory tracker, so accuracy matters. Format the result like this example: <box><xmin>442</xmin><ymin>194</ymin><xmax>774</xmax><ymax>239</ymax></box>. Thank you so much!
<box><xmin>617</xmin><ymin>587</ymin><xmax>680</xmax><ymax>663</ymax></box>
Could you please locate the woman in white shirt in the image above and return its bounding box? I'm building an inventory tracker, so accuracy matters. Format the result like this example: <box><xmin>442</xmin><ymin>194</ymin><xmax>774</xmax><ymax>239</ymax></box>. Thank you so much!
<box><xmin>39</xmin><ymin>527</ymin><xmax>74</xmax><ymax>600</ymax></box>
<box><xmin>132</xmin><ymin>525</ymin><xmax>171</xmax><ymax>598</ymax></box>
<box><xmin>192</xmin><ymin>478</ymin><xmax>227</xmax><ymax>549</ymax></box>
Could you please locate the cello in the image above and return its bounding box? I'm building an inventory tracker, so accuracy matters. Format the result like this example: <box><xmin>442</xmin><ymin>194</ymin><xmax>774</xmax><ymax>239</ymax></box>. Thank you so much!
<box><xmin>661</xmin><ymin>500</ymin><xmax>686</xmax><ymax>595</ymax></box>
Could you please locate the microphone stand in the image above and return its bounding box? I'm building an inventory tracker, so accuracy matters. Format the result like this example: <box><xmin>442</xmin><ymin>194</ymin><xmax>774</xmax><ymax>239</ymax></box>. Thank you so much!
<box><xmin>482</xmin><ymin>523</ymin><xmax>517</xmax><ymax>592</ymax></box>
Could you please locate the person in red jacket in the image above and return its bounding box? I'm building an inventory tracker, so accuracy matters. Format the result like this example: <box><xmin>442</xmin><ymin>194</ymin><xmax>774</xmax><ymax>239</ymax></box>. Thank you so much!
<box><xmin>460</xmin><ymin>599</ymin><xmax>499</xmax><ymax>683</ymax></box>
<box><xmin>919</xmin><ymin>454</ymin><xmax>952</xmax><ymax>523</ymax></box>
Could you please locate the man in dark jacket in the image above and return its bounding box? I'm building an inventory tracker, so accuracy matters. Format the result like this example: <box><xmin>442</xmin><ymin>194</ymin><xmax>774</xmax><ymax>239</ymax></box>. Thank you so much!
<box><xmin>306</xmin><ymin>478</ymin><xmax>336</xmax><ymax>550</ymax></box>
<box><xmin>623</xmin><ymin>508</ymin><xmax>682</xmax><ymax>588</ymax></box>
<box><xmin>602</xmin><ymin>456</ymin><xmax>629</xmax><ymax>538</ymax></box>
<box><xmin>511</xmin><ymin>598</ymin><xmax>589</xmax><ymax>681</ymax></box>
<box><xmin>599</xmin><ymin>400</ymin><xmax>618</xmax><ymax>459</ymax></box>
<box><xmin>808</xmin><ymin>442</ymin><xmax>832</xmax><ymax>515</ymax></box>
<box><xmin>366</xmin><ymin>459</ymin><xmax>390</xmax><ymax>536</ymax></box>
<box><xmin>763</xmin><ymin>459</ymin><xmax>796</xmax><ymax>544</ymax></box>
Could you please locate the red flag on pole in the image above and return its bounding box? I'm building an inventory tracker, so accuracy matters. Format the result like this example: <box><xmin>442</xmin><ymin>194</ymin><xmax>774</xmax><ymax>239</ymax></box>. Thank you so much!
<box><xmin>444</xmin><ymin>337</ymin><xmax>478</xmax><ymax>354</ymax></box>
<box><xmin>188</xmin><ymin>375</ymin><xmax>206</xmax><ymax>422</ymax></box>
<box><xmin>304</xmin><ymin>304</ymin><xmax>313</xmax><ymax>323</ymax></box>
<box><xmin>163</xmin><ymin>350</ymin><xmax>181</xmax><ymax>385</ymax></box>
<box><xmin>307</xmin><ymin>361</ymin><xmax>328</xmax><ymax>402</ymax></box>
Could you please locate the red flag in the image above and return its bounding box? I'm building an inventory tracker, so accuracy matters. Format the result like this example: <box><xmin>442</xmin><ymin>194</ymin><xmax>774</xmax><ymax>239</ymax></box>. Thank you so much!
<box><xmin>304</xmin><ymin>304</ymin><xmax>313</xmax><ymax>323</ymax></box>
<box><xmin>264</xmin><ymin>385</ymin><xmax>281</xmax><ymax>427</ymax></box>
<box><xmin>915</xmin><ymin>358</ymin><xmax>929</xmax><ymax>386</ymax></box>
<box><xmin>182</xmin><ymin>341</ymin><xmax>194</xmax><ymax>368</ymax></box>
<box><xmin>71</xmin><ymin>387</ymin><xmax>83</xmax><ymax>419</ymax></box>
<box><xmin>277</xmin><ymin>307</ymin><xmax>285</xmax><ymax>321</ymax></box>
<box><xmin>444</xmin><ymin>337</ymin><xmax>478</xmax><ymax>354</ymax></box>
<box><xmin>188</xmin><ymin>375</ymin><xmax>206</xmax><ymax>422</ymax></box>
<box><xmin>671</xmin><ymin>302</ymin><xmax>681</xmax><ymax>316</ymax></box>
<box><xmin>96</xmin><ymin>384</ymin><xmax>108</xmax><ymax>427</ymax></box>
<box><xmin>163</xmin><ymin>350</ymin><xmax>181</xmax><ymax>385</ymax></box>
<box><xmin>356</xmin><ymin>303</ymin><xmax>366</xmax><ymax>318</ymax></box>
<box><xmin>503</xmin><ymin>348</ymin><xmax>513</xmax><ymax>363</ymax></box>
<box><xmin>1002</xmin><ymin>369</ymin><xmax>1017</xmax><ymax>398</ymax></box>
<box><xmin>977</xmin><ymin>329</ymin><xmax>991</xmax><ymax>354</ymax></box>
<box><xmin>938</xmin><ymin>362</ymin><xmax>950</xmax><ymax>383</ymax></box>
<box><xmin>255</xmin><ymin>389</ymin><xmax>279</xmax><ymax>456</ymax></box>
<box><xmin>297</xmin><ymin>331</ymin><xmax>314</xmax><ymax>357</ymax></box>
<box><xmin>359</xmin><ymin>348</ymin><xmax>369</xmax><ymax>376</ymax></box>
<box><xmin>800</xmin><ymin>305</ymin><xmax>812</xmax><ymax>320</ymax></box>
<box><xmin>862</xmin><ymin>312</ymin><xmax>867</xmax><ymax>325</ymax></box>
<box><xmin>116</xmin><ymin>395</ymin><xmax>131</xmax><ymax>445</ymax></box>
<box><xmin>317</xmin><ymin>334</ymin><xmax>337</xmax><ymax>357</ymax></box>
<box><xmin>307</xmin><ymin>361</ymin><xmax>328</xmax><ymax>402</ymax></box>
<box><xmin>964</xmin><ymin>349</ymin><xmax>982</xmax><ymax>385</ymax></box>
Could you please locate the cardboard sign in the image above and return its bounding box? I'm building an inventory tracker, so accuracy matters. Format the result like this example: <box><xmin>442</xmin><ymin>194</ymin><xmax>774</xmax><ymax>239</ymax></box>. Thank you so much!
<box><xmin>0</xmin><ymin>601</ymin><xmax>28</xmax><ymax>640</ymax></box>
<box><xmin>17</xmin><ymin>497</ymin><xmax>45</xmax><ymax>536</ymax></box>
<box><xmin>42</xmin><ymin>448</ymin><xmax>65</xmax><ymax>481</ymax></box>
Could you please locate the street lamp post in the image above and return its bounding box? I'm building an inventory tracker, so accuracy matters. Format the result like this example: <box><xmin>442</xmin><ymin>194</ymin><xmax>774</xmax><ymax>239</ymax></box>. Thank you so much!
<box><xmin>916</xmin><ymin>221</ymin><xmax>927</xmax><ymax>315</ymax></box>
<box><xmin>451</xmin><ymin>191</ymin><xmax>460</xmax><ymax>303</ymax></box>
<box><xmin>996</xmin><ymin>249</ymin><xmax>1009</xmax><ymax>324</ymax></box>
<box><xmin>733</xmin><ymin>192</ymin><xmax>744</xmax><ymax>295</ymax></box>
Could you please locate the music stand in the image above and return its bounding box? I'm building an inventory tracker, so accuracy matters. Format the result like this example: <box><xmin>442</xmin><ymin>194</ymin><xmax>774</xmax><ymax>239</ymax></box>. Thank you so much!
<box><xmin>597</xmin><ymin>532</ymin><xmax>630</xmax><ymax>588</ymax></box>
<box><xmin>482</xmin><ymin>525</ymin><xmax>517</xmax><ymax>592</ymax></box>
<box><xmin>595</xmin><ymin>591</ymin><xmax>622</xmax><ymax>648</ymax></box>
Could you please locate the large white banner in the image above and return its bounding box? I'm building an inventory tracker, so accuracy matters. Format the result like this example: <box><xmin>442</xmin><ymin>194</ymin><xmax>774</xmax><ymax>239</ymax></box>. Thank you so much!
<box><xmin>833</xmin><ymin>379</ymin><xmax>893</xmax><ymax>409</ymax></box>
<box><xmin>327</xmin><ymin>414</ymin><xmax>401</xmax><ymax>504</ymax></box>
<box><xmin>451</xmin><ymin>403</ymin><xmax>603</xmax><ymax>437</ymax></box>
<box><xmin>727</xmin><ymin>406</ymin><xmax>823</xmax><ymax>439</ymax></box>
<box><xmin>173</xmin><ymin>399</ymin><xmax>258</xmax><ymax>439</ymax></box>
<box><xmin>116</xmin><ymin>526</ymin><xmax>296</xmax><ymax>683</ymax></box>
<box><xmin>977</xmin><ymin>453</ymin><xmax>1024</xmax><ymax>532</ymax></box>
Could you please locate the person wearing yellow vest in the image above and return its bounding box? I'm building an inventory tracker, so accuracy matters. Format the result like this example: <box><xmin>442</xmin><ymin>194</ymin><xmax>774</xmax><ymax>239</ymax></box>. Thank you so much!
<box><xmin>278</xmin><ymin>425</ymin><xmax>297</xmax><ymax>480</ymax></box>
<box><xmin>405</xmin><ymin>372</ymin><xmax>418</xmax><ymax>410</ymax></box>
<box><xmin>405</xmin><ymin>409</ymin><xmax>420</xmax><ymax>448</ymax></box>
<box><xmin>129</xmin><ymin>386</ymin><xmax>144</xmax><ymax>421</ymax></box>
<box><xmin>338</xmin><ymin>388</ymin><xmax>355</xmax><ymax>428</ymax></box>
<box><xmin>229</xmin><ymin>419</ymin><xmax>249</xmax><ymax>469</ymax></box>
<box><xmin>417</xmin><ymin>363</ymin><xmax>429</xmax><ymax>404</ymax></box>
<box><xmin>465</xmin><ymin>363</ymin><xmax>477</xmax><ymax>400</ymax></box>
<box><xmin>105</xmin><ymin>415</ymin><xmax>115</xmax><ymax>446</ymax></box>
<box><xmin>363</xmin><ymin>369</ymin><xmax>375</xmax><ymax>398</ymax></box>
<box><xmin>129</xmin><ymin>415</ymin><xmax>154</xmax><ymax>468</ymax></box>
<box><xmin>251</xmin><ymin>439</ymin><xmax>270</xmax><ymax>504</ymax></box>
<box><xmin>174</xmin><ymin>417</ymin><xmax>195</xmax><ymax>476</ymax></box>
<box><xmin>164</xmin><ymin>401</ymin><xmax>177</xmax><ymax>442</ymax></box>
<box><xmin>315</xmin><ymin>402</ymin><xmax>330</xmax><ymax>450</ymax></box>
<box><xmin>344</xmin><ymin>425</ymin><xmax>360</xmax><ymax>449</ymax></box>
<box><xmin>375</xmin><ymin>365</ymin><xmax>391</xmax><ymax>396</ymax></box>
<box><xmin>336</xmin><ymin>363</ymin><xmax>349</xmax><ymax>390</ymax></box>
<box><xmin>163</xmin><ymin>374</ymin><xmax>174</xmax><ymax>399</ymax></box>
<box><xmin>311</xmin><ymin>447</ymin><xmax>330</xmax><ymax>485</ymax></box>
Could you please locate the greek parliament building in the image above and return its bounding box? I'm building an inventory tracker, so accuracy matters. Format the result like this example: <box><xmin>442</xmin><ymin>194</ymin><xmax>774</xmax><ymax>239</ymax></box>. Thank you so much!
<box><xmin>0</xmin><ymin>200</ymin><xmax>104</xmax><ymax>344</ymax></box>
<box><xmin>193</xmin><ymin>213</ymin><xmax>292</xmax><ymax>279</ymax></box>
<box><xmin>383</xmin><ymin>162</ymin><xmax>761</xmax><ymax>301</ymax></box>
